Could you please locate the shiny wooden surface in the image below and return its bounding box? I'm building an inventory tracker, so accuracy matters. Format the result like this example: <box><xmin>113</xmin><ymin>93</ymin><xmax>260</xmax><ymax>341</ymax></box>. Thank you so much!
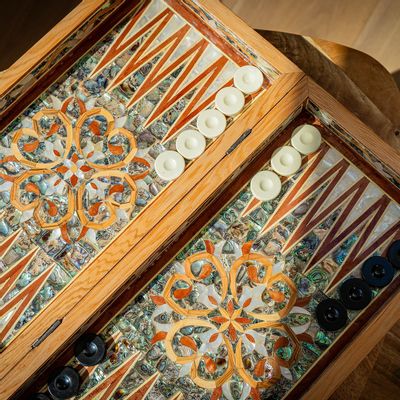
<box><xmin>1</xmin><ymin>1</ymin><xmax>399</xmax><ymax>399</ymax></box>
<box><xmin>231</xmin><ymin>2</ymin><xmax>400</xmax><ymax>396</ymax></box>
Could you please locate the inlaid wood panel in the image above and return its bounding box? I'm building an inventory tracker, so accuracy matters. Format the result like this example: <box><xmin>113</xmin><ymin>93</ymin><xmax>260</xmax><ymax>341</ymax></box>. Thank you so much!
<box><xmin>0</xmin><ymin>0</ymin><xmax>276</xmax><ymax>350</ymax></box>
<box><xmin>27</xmin><ymin>107</ymin><xmax>400</xmax><ymax>400</ymax></box>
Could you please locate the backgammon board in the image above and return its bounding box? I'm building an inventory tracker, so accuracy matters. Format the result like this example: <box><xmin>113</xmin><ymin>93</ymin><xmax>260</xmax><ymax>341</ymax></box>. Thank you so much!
<box><xmin>0</xmin><ymin>1</ymin><xmax>399</xmax><ymax>399</ymax></box>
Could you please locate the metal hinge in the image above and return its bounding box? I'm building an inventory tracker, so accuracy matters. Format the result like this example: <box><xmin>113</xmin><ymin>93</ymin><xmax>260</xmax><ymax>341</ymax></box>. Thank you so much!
<box><xmin>226</xmin><ymin>128</ymin><xmax>252</xmax><ymax>155</ymax></box>
<box><xmin>32</xmin><ymin>319</ymin><xmax>63</xmax><ymax>349</ymax></box>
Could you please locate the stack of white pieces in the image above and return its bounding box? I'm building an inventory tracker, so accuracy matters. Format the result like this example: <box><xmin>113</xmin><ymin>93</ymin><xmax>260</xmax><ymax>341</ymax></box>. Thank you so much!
<box><xmin>250</xmin><ymin>124</ymin><xmax>322</xmax><ymax>201</ymax></box>
<box><xmin>155</xmin><ymin>65</ymin><xmax>265</xmax><ymax>181</ymax></box>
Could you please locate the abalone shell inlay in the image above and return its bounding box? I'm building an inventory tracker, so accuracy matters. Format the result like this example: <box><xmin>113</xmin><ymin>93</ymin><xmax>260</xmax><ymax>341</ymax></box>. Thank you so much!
<box><xmin>0</xmin><ymin>0</ymin><xmax>267</xmax><ymax>348</ymax></box>
<box><xmin>58</xmin><ymin>115</ymin><xmax>400</xmax><ymax>399</ymax></box>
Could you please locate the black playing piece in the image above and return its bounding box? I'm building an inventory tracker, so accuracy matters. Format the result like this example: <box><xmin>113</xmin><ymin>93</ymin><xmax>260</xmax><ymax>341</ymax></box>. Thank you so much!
<box><xmin>361</xmin><ymin>256</ymin><xmax>395</xmax><ymax>288</ymax></box>
<box><xmin>387</xmin><ymin>240</ymin><xmax>400</xmax><ymax>269</ymax></box>
<box><xmin>48</xmin><ymin>366</ymin><xmax>80</xmax><ymax>399</ymax></box>
<box><xmin>74</xmin><ymin>333</ymin><xmax>106</xmax><ymax>366</ymax></box>
<box><xmin>339</xmin><ymin>278</ymin><xmax>372</xmax><ymax>310</ymax></box>
<box><xmin>29</xmin><ymin>394</ymin><xmax>51</xmax><ymax>400</ymax></box>
<box><xmin>316</xmin><ymin>298</ymin><xmax>348</xmax><ymax>331</ymax></box>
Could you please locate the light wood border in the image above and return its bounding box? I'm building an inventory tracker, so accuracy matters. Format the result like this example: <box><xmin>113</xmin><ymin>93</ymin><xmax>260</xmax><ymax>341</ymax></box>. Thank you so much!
<box><xmin>22</xmin><ymin>76</ymin><xmax>400</xmax><ymax>400</ymax></box>
<box><xmin>0</xmin><ymin>0</ymin><xmax>304</xmax><ymax>385</ymax></box>
<box><xmin>308</xmin><ymin>77</ymin><xmax>400</xmax><ymax>176</ymax></box>
<box><xmin>281</xmin><ymin>78</ymin><xmax>400</xmax><ymax>400</ymax></box>
<box><xmin>0</xmin><ymin>74</ymin><xmax>306</xmax><ymax>398</ymax></box>
<box><xmin>1</xmin><ymin>1</ymin><xmax>399</xmax><ymax>399</ymax></box>
<box><xmin>20</xmin><ymin>77</ymin><xmax>400</xmax><ymax>400</ymax></box>
<box><xmin>0</xmin><ymin>0</ymin><xmax>108</xmax><ymax>95</ymax></box>
<box><xmin>300</xmin><ymin>288</ymin><xmax>400</xmax><ymax>400</ymax></box>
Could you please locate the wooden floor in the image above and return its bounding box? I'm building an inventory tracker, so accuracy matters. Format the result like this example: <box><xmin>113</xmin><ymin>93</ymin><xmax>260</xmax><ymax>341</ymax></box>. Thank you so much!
<box><xmin>330</xmin><ymin>320</ymin><xmax>400</xmax><ymax>400</ymax></box>
<box><xmin>223</xmin><ymin>0</ymin><xmax>400</xmax><ymax>78</ymax></box>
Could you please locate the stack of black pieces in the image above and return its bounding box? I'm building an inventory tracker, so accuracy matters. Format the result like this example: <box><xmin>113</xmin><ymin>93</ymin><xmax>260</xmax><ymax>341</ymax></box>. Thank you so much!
<box><xmin>30</xmin><ymin>333</ymin><xmax>106</xmax><ymax>399</ymax></box>
<box><xmin>316</xmin><ymin>240</ymin><xmax>400</xmax><ymax>332</ymax></box>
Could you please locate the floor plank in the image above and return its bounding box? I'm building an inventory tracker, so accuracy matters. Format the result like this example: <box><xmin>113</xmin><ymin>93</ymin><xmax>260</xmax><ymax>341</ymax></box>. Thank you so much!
<box><xmin>223</xmin><ymin>0</ymin><xmax>400</xmax><ymax>73</ymax></box>
<box><xmin>330</xmin><ymin>320</ymin><xmax>400</xmax><ymax>400</ymax></box>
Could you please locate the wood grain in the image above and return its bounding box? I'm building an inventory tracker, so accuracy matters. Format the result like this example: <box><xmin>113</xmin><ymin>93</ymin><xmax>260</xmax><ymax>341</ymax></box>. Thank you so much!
<box><xmin>329</xmin><ymin>343</ymin><xmax>383</xmax><ymax>400</ymax></box>
<box><xmin>357</xmin><ymin>322</ymin><xmax>400</xmax><ymax>400</ymax></box>
<box><xmin>20</xmin><ymin>89</ymin><xmax>400</xmax><ymax>400</ymax></box>
<box><xmin>282</xmin><ymin>79</ymin><xmax>400</xmax><ymax>400</ymax></box>
<box><xmin>196</xmin><ymin>0</ymin><xmax>300</xmax><ymax>74</ymax></box>
<box><xmin>299</xmin><ymin>288</ymin><xmax>400</xmax><ymax>399</ymax></box>
<box><xmin>0</xmin><ymin>0</ymin><xmax>304</xmax><ymax>394</ymax></box>
<box><xmin>309</xmin><ymin>77</ymin><xmax>400</xmax><ymax>174</ymax></box>
<box><xmin>0</xmin><ymin>73</ymin><xmax>306</xmax><ymax>399</ymax></box>
<box><xmin>330</xmin><ymin>321</ymin><xmax>400</xmax><ymax>400</ymax></box>
<box><xmin>1</xmin><ymin>1</ymin><xmax>399</xmax><ymax>399</ymax></box>
<box><xmin>255</xmin><ymin>31</ymin><xmax>400</xmax><ymax>149</ymax></box>
<box><xmin>21</xmin><ymin>102</ymin><xmax>310</xmax><ymax>398</ymax></box>
<box><xmin>310</xmin><ymin>37</ymin><xmax>400</xmax><ymax>136</ymax></box>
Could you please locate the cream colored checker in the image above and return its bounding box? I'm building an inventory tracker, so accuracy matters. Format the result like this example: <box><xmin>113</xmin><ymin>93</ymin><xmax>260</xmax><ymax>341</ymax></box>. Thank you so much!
<box><xmin>250</xmin><ymin>170</ymin><xmax>282</xmax><ymax>201</ymax></box>
<box><xmin>155</xmin><ymin>150</ymin><xmax>185</xmax><ymax>181</ymax></box>
<box><xmin>176</xmin><ymin>129</ymin><xmax>206</xmax><ymax>160</ymax></box>
<box><xmin>291</xmin><ymin>124</ymin><xmax>322</xmax><ymax>155</ymax></box>
<box><xmin>215</xmin><ymin>87</ymin><xmax>245</xmax><ymax>116</ymax></box>
<box><xmin>197</xmin><ymin>109</ymin><xmax>227</xmax><ymax>138</ymax></box>
<box><xmin>271</xmin><ymin>146</ymin><xmax>302</xmax><ymax>176</ymax></box>
<box><xmin>234</xmin><ymin>65</ymin><xmax>264</xmax><ymax>94</ymax></box>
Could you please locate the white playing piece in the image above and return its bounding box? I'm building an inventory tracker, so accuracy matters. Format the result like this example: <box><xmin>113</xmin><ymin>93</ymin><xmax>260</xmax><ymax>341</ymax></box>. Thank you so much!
<box><xmin>155</xmin><ymin>150</ymin><xmax>185</xmax><ymax>181</ymax></box>
<box><xmin>197</xmin><ymin>109</ymin><xmax>227</xmax><ymax>138</ymax></box>
<box><xmin>234</xmin><ymin>65</ymin><xmax>264</xmax><ymax>94</ymax></box>
<box><xmin>215</xmin><ymin>87</ymin><xmax>245</xmax><ymax>116</ymax></box>
<box><xmin>250</xmin><ymin>170</ymin><xmax>282</xmax><ymax>201</ymax></box>
<box><xmin>271</xmin><ymin>146</ymin><xmax>302</xmax><ymax>176</ymax></box>
<box><xmin>176</xmin><ymin>129</ymin><xmax>206</xmax><ymax>160</ymax></box>
<box><xmin>291</xmin><ymin>124</ymin><xmax>322</xmax><ymax>155</ymax></box>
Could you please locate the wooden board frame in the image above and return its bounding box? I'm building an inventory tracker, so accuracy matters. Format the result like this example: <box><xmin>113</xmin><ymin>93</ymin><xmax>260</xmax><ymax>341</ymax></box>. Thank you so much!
<box><xmin>7</xmin><ymin>73</ymin><xmax>309</xmax><ymax>400</ymax></box>
<box><xmin>193</xmin><ymin>0</ymin><xmax>300</xmax><ymax>75</ymax></box>
<box><xmin>15</xmin><ymin>76</ymin><xmax>400</xmax><ymax>400</ymax></box>
<box><xmin>289</xmin><ymin>79</ymin><xmax>400</xmax><ymax>399</ymax></box>
<box><xmin>0</xmin><ymin>0</ymin><xmax>303</xmax><ymax>397</ymax></box>
<box><xmin>1</xmin><ymin>1</ymin><xmax>399</xmax><ymax>400</ymax></box>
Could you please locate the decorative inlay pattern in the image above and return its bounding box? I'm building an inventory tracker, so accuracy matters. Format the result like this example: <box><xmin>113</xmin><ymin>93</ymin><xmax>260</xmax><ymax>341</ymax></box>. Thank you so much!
<box><xmin>152</xmin><ymin>241</ymin><xmax>301</xmax><ymax>394</ymax></box>
<box><xmin>9</xmin><ymin>98</ymin><xmax>149</xmax><ymax>241</ymax></box>
<box><xmin>0</xmin><ymin>0</ymin><xmax>265</xmax><ymax>348</ymax></box>
<box><xmin>61</xmin><ymin>116</ymin><xmax>400</xmax><ymax>399</ymax></box>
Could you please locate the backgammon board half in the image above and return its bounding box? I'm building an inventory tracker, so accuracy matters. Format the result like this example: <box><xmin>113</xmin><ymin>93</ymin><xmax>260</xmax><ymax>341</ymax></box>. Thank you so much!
<box><xmin>0</xmin><ymin>1</ymin><xmax>399</xmax><ymax>400</ymax></box>
<box><xmin>0</xmin><ymin>0</ymin><xmax>303</xmax><ymax>396</ymax></box>
<box><xmin>23</xmin><ymin>89</ymin><xmax>400</xmax><ymax>400</ymax></box>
